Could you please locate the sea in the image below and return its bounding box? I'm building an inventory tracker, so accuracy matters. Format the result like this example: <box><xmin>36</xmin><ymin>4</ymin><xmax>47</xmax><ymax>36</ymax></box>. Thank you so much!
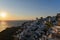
<box><xmin>0</xmin><ymin>20</ymin><xmax>28</xmax><ymax>32</ymax></box>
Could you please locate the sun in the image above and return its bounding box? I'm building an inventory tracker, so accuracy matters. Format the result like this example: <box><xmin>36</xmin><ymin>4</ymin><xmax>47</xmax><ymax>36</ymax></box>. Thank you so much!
<box><xmin>0</xmin><ymin>12</ymin><xmax>6</xmax><ymax>18</ymax></box>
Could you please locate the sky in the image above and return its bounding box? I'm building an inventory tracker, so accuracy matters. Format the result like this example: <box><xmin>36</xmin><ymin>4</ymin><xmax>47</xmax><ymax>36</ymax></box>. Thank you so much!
<box><xmin>0</xmin><ymin>0</ymin><xmax>60</xmax><ymax>20</ymax></box>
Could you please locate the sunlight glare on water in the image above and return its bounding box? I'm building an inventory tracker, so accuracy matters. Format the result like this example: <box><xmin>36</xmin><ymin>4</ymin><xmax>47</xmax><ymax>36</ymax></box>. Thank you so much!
<box><xmin>0</xmin><ymin>21</ymin><xmax>8</xmax><ymax>32</ymax></box>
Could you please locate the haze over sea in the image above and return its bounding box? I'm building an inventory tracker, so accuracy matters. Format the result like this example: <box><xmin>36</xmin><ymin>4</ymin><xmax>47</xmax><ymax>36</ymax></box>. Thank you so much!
<box><xmin>0</xmin><ymin>20</ymin><xmax>27</xmax><ymax>32</ymax></box>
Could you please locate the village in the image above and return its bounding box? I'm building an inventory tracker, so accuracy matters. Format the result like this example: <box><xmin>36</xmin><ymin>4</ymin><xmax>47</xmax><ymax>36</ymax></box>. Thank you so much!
<box><xmin>12</xmin><ymin>13</ymin><xmax>60</xmax><ymax>40</ymax></box>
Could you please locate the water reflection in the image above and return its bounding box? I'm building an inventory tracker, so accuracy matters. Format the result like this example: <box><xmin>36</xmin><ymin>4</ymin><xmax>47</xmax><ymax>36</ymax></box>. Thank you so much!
<box><xmin>0</xmin><ymin>21</ymin><xmax>8</xmax><ymax>32</ymax></box>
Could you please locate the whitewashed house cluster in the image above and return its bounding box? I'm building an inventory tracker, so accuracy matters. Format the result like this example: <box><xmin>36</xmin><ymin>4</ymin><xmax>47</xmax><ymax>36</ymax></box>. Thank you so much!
<box><xmin>13</xmin><ymin>13</ymin><xmax>60</xmax><ymax>40</ymax></box>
